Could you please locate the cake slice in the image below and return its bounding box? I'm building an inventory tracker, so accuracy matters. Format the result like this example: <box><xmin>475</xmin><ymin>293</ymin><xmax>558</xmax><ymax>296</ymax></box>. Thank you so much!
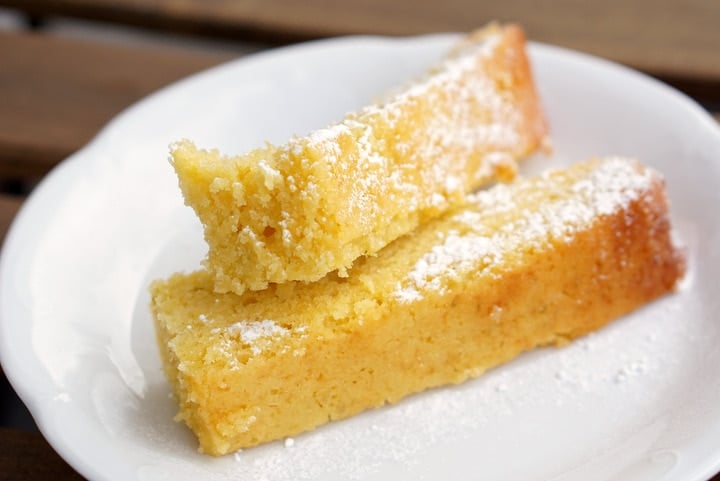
<box><xmin>151</xmin><ymin>158</ymin><xmax>685</xmax><ymax>455</ymax></box>
<box><xmin>171</xmin><ymin>23</ymin><xmax>549</xmax><ymax>295</ymax></box>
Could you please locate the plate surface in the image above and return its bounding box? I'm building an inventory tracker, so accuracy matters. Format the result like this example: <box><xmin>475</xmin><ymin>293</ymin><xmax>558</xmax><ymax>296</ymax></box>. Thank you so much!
<box><xmin>1</xmin><ymin>34</ymin><xmax>720</xmax><ymax>481</ymax></box>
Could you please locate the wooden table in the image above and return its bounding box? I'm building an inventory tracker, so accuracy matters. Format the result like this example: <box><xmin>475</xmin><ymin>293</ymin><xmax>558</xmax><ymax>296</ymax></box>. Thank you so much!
<box><xmin>0</xmin><ymin>1</ymin><xmax>718</xmax><ymax>479</ymax></box>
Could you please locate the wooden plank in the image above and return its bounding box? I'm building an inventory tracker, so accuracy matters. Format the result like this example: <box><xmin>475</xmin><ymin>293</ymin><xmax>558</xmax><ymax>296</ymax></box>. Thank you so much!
<box><xmin>1</xmin><ymin>0</ymin><xmax>719</xmax><ymax>80</ymax></box>
<box><xmin>0</xmin><ymin>365</ymin><xmax>36</xmax><ymax>431</ymax></box>
<box><xmin>0</xmin><ymin>195</ymin><xmax>23</xmax><ymax>247</ymax></box>
<box><xmin>659</xmin><ymin>76</ymin><xmax>720</xmax><ymax>111</ymax></box>
<box><xmin>0</xmin><ymin>428</ymin><xmax>85</xmax><ymax>480</ymax></box>
<box><xmin>0</xmin><ymin>31</ymin><xmax>235</xmax><ymax>178</ymax></box>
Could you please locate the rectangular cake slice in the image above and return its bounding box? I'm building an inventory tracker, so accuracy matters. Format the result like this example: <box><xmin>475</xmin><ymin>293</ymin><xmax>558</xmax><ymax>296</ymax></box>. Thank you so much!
<box><xmin>151</xmin><ymin>158</ymin><xmax>685</xmax><ymax>455</ymax></box>
<box><xmin>171</xmin><ymin>23</ymin><xmax>549</xmax><ymax>294</ymax></box>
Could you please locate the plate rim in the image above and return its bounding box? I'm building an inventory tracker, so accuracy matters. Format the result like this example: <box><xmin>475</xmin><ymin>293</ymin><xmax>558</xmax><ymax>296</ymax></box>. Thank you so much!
<box><xmin>1</xmin><ymin>32</ymin><xmax>720</xmax><ymax>481</ymax></box>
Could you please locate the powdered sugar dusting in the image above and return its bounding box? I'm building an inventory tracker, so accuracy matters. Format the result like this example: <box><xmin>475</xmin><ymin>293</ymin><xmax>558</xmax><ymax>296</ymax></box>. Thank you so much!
<box><xmin>212</xmin><ymin>319</ymin><xmax>289</xmax><ymax>355</ymax></box>
<box><xmin>394</xmin><ymin>158</ymin><xmax>655</xmax><ymax>302</ymax></box>
<box><xmin>291</xmin><ymin>29</ymin><xmax>530</xmax><ymax>228</ymax></box>
<box><xmin>395</xmin><ymin>231</ymin><xmax>496</xmax><ymax>301</ymax></box>
<box><xmin>228</xmin><ymin>319</ymin><xmax>287</xmax><ymax>343</ymax></box>
<box><xmin>570</xmin><ymin>158</ymin><xmax>652</xmax><ymax>215</ymax></box>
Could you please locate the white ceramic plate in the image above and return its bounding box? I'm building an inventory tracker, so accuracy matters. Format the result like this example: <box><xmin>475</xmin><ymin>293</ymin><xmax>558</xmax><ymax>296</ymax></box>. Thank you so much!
<box><xmin>1</xmin><ymin>34</ymin><xmax>720</xmax><ymax>481</ymax></box>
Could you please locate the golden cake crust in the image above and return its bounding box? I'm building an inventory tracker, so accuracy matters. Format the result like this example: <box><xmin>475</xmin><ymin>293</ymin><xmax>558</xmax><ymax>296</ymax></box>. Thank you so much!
<box><xmin>152</xmin><ymin>158</ymin><xmax>684</xmax><ymax>455</ymax></box>
<box><xmin>171</xmin><ymin>23</ymin><xmax>549</xmax><ymax>295</ymax></box>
